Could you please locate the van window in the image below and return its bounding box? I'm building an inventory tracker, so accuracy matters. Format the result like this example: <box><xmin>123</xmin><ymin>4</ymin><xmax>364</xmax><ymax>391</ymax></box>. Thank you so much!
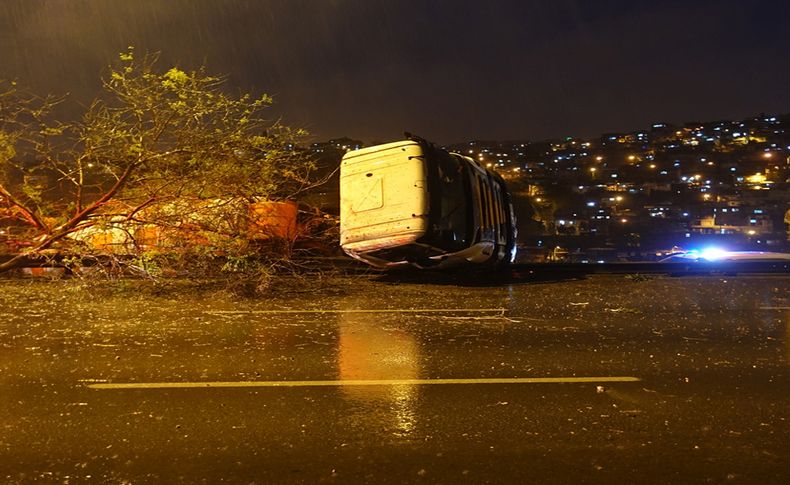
<box><xmin>420</xmin><ymin>151</ymin><xmax>472</xmax><ymax>251</ymax></box>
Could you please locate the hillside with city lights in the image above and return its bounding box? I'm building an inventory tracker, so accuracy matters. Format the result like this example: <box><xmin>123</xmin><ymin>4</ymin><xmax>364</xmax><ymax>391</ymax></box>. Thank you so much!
<box><xmin>311</xmin><ymin>112</ymin><xmax>790</xmax><ymax>262</ymax></box>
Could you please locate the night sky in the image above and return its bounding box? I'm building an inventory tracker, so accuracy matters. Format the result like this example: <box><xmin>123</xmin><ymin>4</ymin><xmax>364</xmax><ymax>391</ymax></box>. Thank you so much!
<box><xmin>2</xmin><ymin>0</ymin><xmax>789</xmax><ymax>144</ymax></box>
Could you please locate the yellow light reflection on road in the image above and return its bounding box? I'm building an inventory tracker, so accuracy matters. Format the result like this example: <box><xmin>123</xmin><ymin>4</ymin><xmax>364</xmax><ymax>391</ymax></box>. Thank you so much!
<box><xmin>336</xmin><ymin>308</ymin><xmax>421</xmax><ymax>437</ymax></box>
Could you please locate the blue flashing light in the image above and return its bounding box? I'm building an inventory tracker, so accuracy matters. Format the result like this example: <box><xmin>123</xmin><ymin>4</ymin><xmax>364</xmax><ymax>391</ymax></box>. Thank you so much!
<box><xmin>700</xmin><ymin>247</ymin><xmax>728</xmax><ymax>260</ymax></box>
<box><xmin>685</xmin><ymin>247</ymin><xmax>728</xmax><ymax>260</ymax></box>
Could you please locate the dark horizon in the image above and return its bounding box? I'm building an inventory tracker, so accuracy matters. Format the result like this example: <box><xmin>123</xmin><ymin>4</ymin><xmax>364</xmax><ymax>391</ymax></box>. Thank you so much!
<box><xmin>2</xmin><ymin>0</ymin><xmax>790</xmax><ymax>144</ymax></box>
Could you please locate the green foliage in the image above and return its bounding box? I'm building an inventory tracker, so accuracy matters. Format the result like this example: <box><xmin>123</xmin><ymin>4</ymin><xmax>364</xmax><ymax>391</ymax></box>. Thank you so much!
<box><xmin>89</xmin><ymin>49</ymin><xmax>313</xmax><ymax>203</ymax></box>
<box><xmin>0</xmin><ymin>132</ymin><xmax>16</xmax><ymax>163</ymax></box>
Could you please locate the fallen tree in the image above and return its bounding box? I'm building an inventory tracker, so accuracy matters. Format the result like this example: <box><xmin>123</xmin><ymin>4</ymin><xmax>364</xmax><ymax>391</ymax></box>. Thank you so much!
<box><xmin>0</xmin><ymin>48</ymin><xmax>325</xmax><ymax>285</ymax></box>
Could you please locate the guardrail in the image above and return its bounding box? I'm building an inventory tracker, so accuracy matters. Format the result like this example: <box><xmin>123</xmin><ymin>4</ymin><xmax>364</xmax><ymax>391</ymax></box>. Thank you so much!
<box><xmin>509</xmin><ymin>260</ymin><xmax>790</xmax><ymax>275</ymax></box>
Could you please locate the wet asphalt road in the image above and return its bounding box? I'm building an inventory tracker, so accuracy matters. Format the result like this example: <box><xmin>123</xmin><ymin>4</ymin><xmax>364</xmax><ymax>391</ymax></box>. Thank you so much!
<box><xmin>1</xmin><ymin>274</ymin><xmax>789</xmax><ymax>483</ymax></box>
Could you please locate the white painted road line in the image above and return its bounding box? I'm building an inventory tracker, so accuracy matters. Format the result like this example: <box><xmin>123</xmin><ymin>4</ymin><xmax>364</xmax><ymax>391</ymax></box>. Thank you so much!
<box><xmin>88</xmin><ymin>376</ymin><xmax>640</xmax><ymax>390</ymax></box>
<box><xmin>206</xmin><ymin>308</ymin><xmax>506</xmax><ymax>315</ymax></box>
